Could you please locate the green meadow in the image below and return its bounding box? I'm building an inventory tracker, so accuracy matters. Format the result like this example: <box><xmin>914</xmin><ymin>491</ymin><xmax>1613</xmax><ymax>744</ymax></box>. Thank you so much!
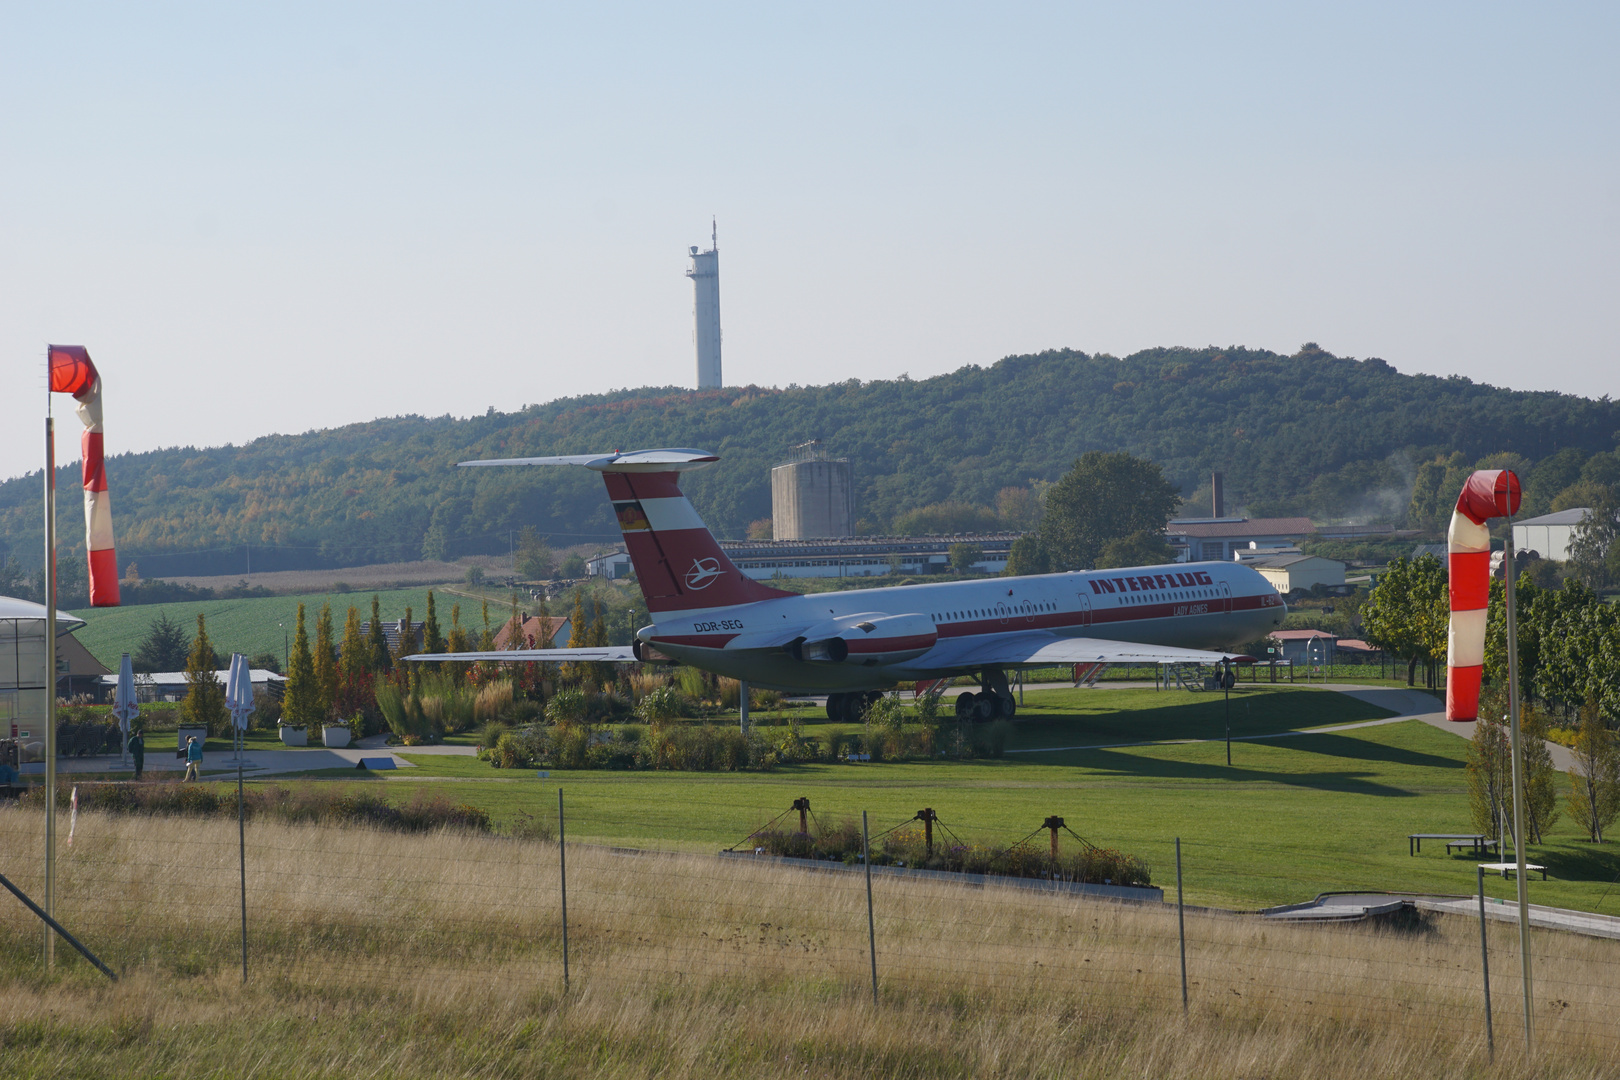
<box><xmin>68</xmin><ymin>586</ymin><xmax>506</xmax><ymax>667</ymax></box>
<box><xmin>172</xmin><ymin>685</ymin><xmax>1620</xmax><ymax>915</ymax></box>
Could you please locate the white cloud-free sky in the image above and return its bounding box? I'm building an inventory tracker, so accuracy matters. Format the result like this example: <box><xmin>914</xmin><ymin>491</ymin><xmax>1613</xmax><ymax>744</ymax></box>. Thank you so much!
<box><xmin>3</xmin><ymin>2</ymin><xmax>1616</xmax><ymax>480</ymax></box>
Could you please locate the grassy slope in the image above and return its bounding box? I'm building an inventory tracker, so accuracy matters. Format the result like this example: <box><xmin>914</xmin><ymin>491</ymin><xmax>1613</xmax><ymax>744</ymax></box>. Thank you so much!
<box><xmin>180</xmin><ymin>685</ymin><xmax>1620</xmax><ymax>915</ymax></box>
<box><xmin>66</xmin><ymin>586</ymin><xmax>507</xmax><ymax>667</ymax></box>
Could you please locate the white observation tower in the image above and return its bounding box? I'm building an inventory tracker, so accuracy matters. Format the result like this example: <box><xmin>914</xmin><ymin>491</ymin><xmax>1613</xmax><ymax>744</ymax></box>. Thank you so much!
<box><xmin>687</xmin><ymin>220</ymin><xmax>722</xmax><ymax>389</ymax></box>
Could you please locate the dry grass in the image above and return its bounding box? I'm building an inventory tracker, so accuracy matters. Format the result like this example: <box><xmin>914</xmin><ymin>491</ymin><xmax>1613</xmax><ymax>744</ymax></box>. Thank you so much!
<box><xmin>1</xmin><ymin>806</ymin><xmax>1617</xmax><ymax>1078</ymax></box>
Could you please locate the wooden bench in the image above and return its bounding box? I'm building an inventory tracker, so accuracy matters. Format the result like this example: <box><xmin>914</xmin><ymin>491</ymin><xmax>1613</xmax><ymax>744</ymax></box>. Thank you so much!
<box><xmin>1480</xmin><ymin>862</ymin><xmax>1547</xmax><ymax>881</ymax></box>
<box><xmin>1409</xmin><ymin>833</ymin><xmax>1487</xmax><ymax>856</ymax></box>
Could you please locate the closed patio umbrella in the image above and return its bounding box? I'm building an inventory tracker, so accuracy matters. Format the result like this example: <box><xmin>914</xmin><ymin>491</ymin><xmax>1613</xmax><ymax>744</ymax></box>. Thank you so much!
<box><xmin>111</xmin><ymin>653</ymin><xmax>139</xmax><ymax>768</ymax></box>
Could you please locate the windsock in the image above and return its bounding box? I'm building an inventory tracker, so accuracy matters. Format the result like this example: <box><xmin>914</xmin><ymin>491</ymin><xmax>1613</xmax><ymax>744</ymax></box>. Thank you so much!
<box><xmin>48</xmin><ymin>345</ymin><xmax>120</xmax><ymax>607</ymax></box>
<box><xmin>1446</xmin><ymin>469</ymin><xmax>1520</xmax><ymax>721</ymax></box>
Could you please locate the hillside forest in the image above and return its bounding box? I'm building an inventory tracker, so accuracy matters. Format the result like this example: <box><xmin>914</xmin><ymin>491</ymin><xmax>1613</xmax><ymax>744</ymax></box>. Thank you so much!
<box><xmin>3</xmin><ymin>344</ymin><xmax>1619</xmax><ymax>604</ymax></box>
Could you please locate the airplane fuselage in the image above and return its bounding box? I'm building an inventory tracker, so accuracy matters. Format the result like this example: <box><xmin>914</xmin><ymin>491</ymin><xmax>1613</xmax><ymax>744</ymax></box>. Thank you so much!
<box><xmin>641</xmin><ymin>560</ymin><xmax>1286</xmax><ymax>692</ymax></box>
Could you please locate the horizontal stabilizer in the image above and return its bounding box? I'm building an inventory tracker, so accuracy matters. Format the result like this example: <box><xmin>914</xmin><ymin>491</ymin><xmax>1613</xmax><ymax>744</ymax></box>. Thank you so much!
<box><xmin>458</xmin><ymin>448</ymin><xmax>718</xmax><ymax>474</ymax></box>
<box><xmin>404</xmin><ymin>648</ymin><xmax>639</xmax><ymax>663</ymax></box>
<box><xmin>916</xmin><ymin>632</ymin><xmax>1235</xmax><ymax>670</ymax></box>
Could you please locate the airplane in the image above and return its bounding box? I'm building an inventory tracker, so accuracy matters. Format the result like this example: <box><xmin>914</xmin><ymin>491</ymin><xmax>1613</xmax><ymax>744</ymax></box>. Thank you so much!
<box><xmin>414</xmin><ymin>448</ymin><xmax>1288</xmax><ymax>722</ymax></box>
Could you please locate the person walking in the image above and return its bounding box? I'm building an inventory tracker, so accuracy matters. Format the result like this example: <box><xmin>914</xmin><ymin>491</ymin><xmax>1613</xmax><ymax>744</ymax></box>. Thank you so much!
<box><xmin>128</xmin><ymin>727</ymin><xmax>145</xmax><ymax>780</ymax></box>
<box><xmin>183</xmin><ymin>735</ymin><xmax>202</xmax><ymax>782</ymax></box>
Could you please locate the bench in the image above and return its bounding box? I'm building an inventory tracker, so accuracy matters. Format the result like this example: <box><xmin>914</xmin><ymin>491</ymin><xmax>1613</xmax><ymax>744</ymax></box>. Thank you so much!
<box><xmin>1479</xmin><ymin>862</ymin><xmax>1547</xmax><ymax>881</ymax></box>
<box><xmin>1409</xmin><ymin>833</ymin><xmax>1487</xmax><ymax>856</ymax></box>
<box><xmin>1448</xmin><ymin>837</ymin><xmax>1499</xmax><ymax>856</ymax></box>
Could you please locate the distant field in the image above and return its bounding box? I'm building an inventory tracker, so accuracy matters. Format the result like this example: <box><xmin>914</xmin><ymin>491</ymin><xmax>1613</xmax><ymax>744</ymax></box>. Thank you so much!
<box><xmin>222</xmin><ymin>684</ymin><xmax>1614</xmax><ymax>915</ymax></box>
<box><xmin>68</xmin><ymin>586</ymin><xmax>517</xmax><ymax>667</ymax></box>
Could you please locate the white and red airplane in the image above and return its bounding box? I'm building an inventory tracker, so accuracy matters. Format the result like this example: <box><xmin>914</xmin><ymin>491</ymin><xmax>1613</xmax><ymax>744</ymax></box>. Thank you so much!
<box><xmin>426</xmin><ymin>448</ymin><xmax>1288</xmax><ymax>721</ymax></box>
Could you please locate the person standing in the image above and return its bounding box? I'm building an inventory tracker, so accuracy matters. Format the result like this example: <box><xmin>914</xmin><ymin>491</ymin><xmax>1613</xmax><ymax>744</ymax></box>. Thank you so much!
<box><xmin>128</xmin><ymin>727</ymin><xmax>145</xmax><ymax>780</ymax></box>
<box><xmin>183</xmin><ymin>735</ymin><xmax>202</xmax><ymax>782</ymax></box>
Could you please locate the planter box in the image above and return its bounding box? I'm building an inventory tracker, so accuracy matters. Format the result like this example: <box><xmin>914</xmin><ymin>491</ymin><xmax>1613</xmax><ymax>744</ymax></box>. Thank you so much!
<box><xmin>176</xmin><ymin>726</ymin><xmax>207</xmax><ymax>757</ymax></box>
<box><xmin>278</xmin><ymin>726</ymin><xmax>307</xmax><ymax>747</ymax></box>
<box><xmin>717</xmin><ymin>851</ymin><xmax>1165</xmax><ymax>903</ymax></box>
<box><xmin>322</xmin><ymin>726</ymin><xmax>351</xmax><ymax>748</ymax></box>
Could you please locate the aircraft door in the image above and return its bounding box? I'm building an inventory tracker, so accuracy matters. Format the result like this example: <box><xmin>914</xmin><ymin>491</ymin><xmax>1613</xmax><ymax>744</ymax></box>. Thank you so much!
<box><xmin>1219</xmin><ymin>581</ymin><xmax>1232</xmax><ymax>614</ymax></box>
<box><xmin>1076</xmin><ymin>593</ymin><xmax>1091</xmax><ymax>628</ymax></box>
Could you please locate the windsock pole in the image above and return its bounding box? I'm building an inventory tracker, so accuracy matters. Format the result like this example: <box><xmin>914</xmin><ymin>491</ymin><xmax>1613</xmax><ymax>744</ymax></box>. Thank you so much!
<box><xmin>1503</xmin><ymin>513</ymin><xmax>1533</xmax><ymax>1047</ymax></box>
<box><xmin>42</xmin><ymin>384</ymin><xmax>56</xmax><ymax>968</ymax></box>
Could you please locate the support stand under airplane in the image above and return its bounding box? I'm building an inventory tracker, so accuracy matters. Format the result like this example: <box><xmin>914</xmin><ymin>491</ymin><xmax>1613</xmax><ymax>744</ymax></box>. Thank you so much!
<box><xmin>410</xmin><ymin>449</ymin><xmax>1288</xmax><ymax>722</ymax></box>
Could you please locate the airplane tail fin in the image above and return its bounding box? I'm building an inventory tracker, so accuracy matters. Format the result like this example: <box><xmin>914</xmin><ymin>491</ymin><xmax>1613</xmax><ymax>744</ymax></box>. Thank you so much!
<box><xmin>460</xmin><ymin>449</ymin><xmax>792</xmax><ymax>615</ymax></box>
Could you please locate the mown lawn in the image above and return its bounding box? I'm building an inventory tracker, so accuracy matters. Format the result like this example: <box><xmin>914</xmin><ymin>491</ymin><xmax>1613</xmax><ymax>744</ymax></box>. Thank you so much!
<box><xmin>153</xmin><ymin>684</ymin><xmax>1620</xmax><ymax>915</ymax></box>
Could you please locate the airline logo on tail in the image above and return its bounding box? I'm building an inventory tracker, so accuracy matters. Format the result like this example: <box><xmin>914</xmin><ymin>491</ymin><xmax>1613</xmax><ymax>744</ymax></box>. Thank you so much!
<box><xmin>684</xmin><ymin>557</ymin><xmax>722</xmax><ymax>590</ymax></box>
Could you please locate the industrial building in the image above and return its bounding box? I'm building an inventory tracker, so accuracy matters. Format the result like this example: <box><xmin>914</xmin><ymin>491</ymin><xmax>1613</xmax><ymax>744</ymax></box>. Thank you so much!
<box><xmin>1245</xmin><ymin>553</ymin><xmax>1348</xmax><ymax>596</ymax></box>
<box><xmin>1512</xmin><ymin>508</ymin><xmax>1589</xmax><ymax>562</ymax></box>
<box><xmin>687</xmin><ymin>223</ymin><xmax>722</xmax><ymax>390</ymax></box>
<box><xmin>771</xmin><ymin>441</ymin><xmax>855</xmax><ymax>539</ymax></box>
<box><xmin>1166</xmin><ymin>516</ymin><xmax>1316</xmax><ymax>563</ymax></box>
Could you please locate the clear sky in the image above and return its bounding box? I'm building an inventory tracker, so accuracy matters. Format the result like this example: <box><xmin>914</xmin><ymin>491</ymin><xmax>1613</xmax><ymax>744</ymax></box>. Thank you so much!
<box><xmin>3</xmin><ymin>3</ymin><xmax>1616</xmax><ymax>481</ymax></box>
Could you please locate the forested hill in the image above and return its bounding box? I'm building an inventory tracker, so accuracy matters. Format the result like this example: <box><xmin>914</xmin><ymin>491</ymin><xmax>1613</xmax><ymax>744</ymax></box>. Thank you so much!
<box><xmin>2</xmin><ymin>344</ymin><xmax>1617</xmax><ymax>580</ymax></box>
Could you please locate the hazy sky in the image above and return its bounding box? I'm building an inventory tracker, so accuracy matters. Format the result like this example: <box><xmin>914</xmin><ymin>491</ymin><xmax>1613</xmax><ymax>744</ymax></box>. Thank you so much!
<box><xmin>3</xmin><ymin>3</ymin><xmax>1616</xmax><ymax>481</ymax></box>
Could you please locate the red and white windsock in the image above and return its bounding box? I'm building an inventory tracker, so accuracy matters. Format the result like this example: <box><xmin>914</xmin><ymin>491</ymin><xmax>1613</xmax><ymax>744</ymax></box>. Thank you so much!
<box><xmin>48</xmin><ymin>345</ymin><xmax>120</xmax><ymax>607</ymax></box>
<box><xmin>1446</xmin><ymin>468</ymin><xmax>1520</xmax><ymax>721</ymax></box>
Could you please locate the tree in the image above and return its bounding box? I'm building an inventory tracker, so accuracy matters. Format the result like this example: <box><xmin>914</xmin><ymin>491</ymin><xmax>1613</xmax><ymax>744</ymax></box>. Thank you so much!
<box><xmin>995</xmin><ymin>486</ymin><xmax>1041</xmax><ymax>531</ymax></box>
<box><xmin>445</xmin><ymin>603</ymin><xmax>470</xmax><ymax>687</ymax></box>
<box><xmin>1037</xmin><ymin>451</ymin><xmax>1181</xmax><ymax>572</ymax></box>
<box><xmin>1567</xmin><ymin>485</ymin><xmax>1620</xmax><ymax>588</ymax></box>
<box><xmin>1566</xmin><ymin>694</ymin><xmax>1620</xmax><ymax>843</ymax></box>
<box><xmin>249</xmin><ymin>652</ymin><xmax>282</xmax><ymax>675</ymax></box>
<box><xmin>1002</xmin><ymin>534</ymin><xmax>1049</xmax><ymax>577</ymax></box>
<box><xmin>515</xmin><ymin>526</ymin><xmax>554</xmax><ymax>580</ymax></box>
<box><xmin>464</xmin><ymin>565</ymin><xmax>485</xmax><ymax>587</ymax></box>
<box><xmin>1096</xmin><ymin>529</ymin><xmax>1176</xmax><ymax>569</ymax></box>
<box><xmin>133</xmin><ymin>611</ymin><xmax>192</xmax><ymax>673</ymax></box>
<box><xmin>1466</xmin><ymin>711</ymin><xmax>1512</xmax><ymax>841</ymax></box>
<box><xmin>314</xmin><ymin>602</ymin><xmax>338</xmax><ymax>720</ymax></box>
<box><xmin>746</xmin><ymin>518</ymin><xmax>773</xmax><ymax>540</ymax></box>
<box><xmin>282</xmin><ymin>603</ymin><xmax>318</xmax><ymax>727</ymax></box>
<box><xmin>1520</xmin><ymin>703</ymin><xmax>1562</xmax><ymax>843</ymax></box>
<box><xmin>559</xmin><ymin>553</ymin><xmax>587</xmax><ymax>578</ymax></box>
<box><xmin>1361</xmin><ymin>555</ymin><xmax>1449</xmax><ymax>687</ymax></box>
<box><xmin>335</xmin><ymin>605</ymin><xmax>375</xmax><ymax>726</ymax></box>
<box><xmin>368</xmin><ymin>594</ymin><xmax>391</xmax><ymax>675</ymax></box>
<box><xmin>422</xmin><ymin>590</ymin><xmax>446</xmax><ymax>654</ymax></box>
<box><xmin>892</xmin><ymin>501</ymin><xmax>999</xmax><ymax>535</ymax></box>
<box><xmin>390</xmin><ymin>606</ymin><xmax>417</xmax><ymax>674</ymax></box>
<box><xmin>948</xmin><ymin>543</ymin><xmax>984</xmax><ymax>574</ymax></box>
<box><xmin>181</xmin><ymin>614</ymin><xmax>228</xmax><ymax>735</ymax></box>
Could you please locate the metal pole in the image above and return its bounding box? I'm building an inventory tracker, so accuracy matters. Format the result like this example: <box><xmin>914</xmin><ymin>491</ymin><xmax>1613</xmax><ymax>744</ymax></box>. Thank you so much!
<box><xmin>0</xmin><ymin>869</ymin><xmax>116</xmax><ymax>980</ymax></box>
<box><xmin>739</xmin><ymin>679</ymin><xmax>749</xmax><ymax>733</ymax></box>
<box><xmin>1224</xmin><ymin>660</ymin><xmax>1231</xmax><ymax>767</ymax></box>
<box><xmin>1477</xmin><ymin>865</ymin><xmax>1494</xmax><ymax>1060</ymax></box>
<box><xmin>558</xmin><ymin>787</ymin><xmax>569</xmax><ymax>989</ymax></box>
<box><xmin>863</xmin><ymin>810</ymin><xmax>877</xmax><ymax>1006</ymax></box>
<box><xmin>1176</xmin><ymin>837</ymin><xmax>1188</xmax><ymax>1015</ymax></box>
<box><xmin>43</xmin><ymin>410</ymin><xmax>56</xmax><ymax>969</ymax></box>
<box><xmin>1503</xmin><ymin>512</ymin><xmax>1533</xmax><ymax>1048</ymax></box>
<box><xmin>238</xmin><ymin>752</ymin><xmax>247</xmax><ymax>983</ymax></box>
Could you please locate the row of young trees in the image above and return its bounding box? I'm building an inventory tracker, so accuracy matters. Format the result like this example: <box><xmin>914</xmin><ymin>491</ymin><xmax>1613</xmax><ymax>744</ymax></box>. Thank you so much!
<box><xmin>274</xmin><ymin>587</ymin><xmax>619</xmax><ymax>733</ymax></box>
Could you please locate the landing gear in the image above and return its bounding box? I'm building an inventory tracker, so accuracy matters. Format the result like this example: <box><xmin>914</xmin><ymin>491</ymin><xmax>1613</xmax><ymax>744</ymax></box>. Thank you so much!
<box><xmin>956</xmin><ymin>689</ymin><xmax>1015</xmax><ymax>722</ymax></box>
<box><xmin>827</xmin><ymin>691</ymin><xmax>880</xmax><ymax>724</ymax></box>
<box><xmin>955</xmin><ymin>692</ymin><xmax>977</xmax><ymax>721</ymax></box>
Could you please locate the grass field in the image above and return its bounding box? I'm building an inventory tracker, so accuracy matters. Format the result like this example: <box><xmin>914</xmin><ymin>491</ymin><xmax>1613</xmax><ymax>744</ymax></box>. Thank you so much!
<box><xmin>124</xmin><ymin>684</ymin><xmax>1620</xmax><ymax>916</ymax></box>
<box><xmin>1</xmin><ymin>810</ymin><xmax>1616</xmax><ymax>1078</ymax></box>
<box><xmin>68</xmin><ymin>586</ymin><xmax>517</xmax><ymax>668</ymax></box>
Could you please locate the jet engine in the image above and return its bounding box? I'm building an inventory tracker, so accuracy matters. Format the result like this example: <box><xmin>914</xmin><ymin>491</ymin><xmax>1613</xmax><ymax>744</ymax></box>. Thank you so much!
<box><xmin>788</xmin><ymin>612</ymin><xmax>938</xmax><ymax>666</ymax></box>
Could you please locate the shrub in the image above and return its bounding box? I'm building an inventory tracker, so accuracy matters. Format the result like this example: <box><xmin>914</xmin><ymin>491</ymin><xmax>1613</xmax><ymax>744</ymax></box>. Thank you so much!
<box><xmin>506</xmin><ymin>810</ymin><xmax>555</xmax><ymax>841</ymax></box>
<box><xmin>477</xmin><ymin>720</ymin><xmax>511</xmax><ymax>751</ymax></box>
<box><xmin>24</xmin><ymin>783</ymin><xmax>492</xmax><ymax>834</ymax></box>
<box><xmin>474</xmin><ymin>680</ymin><xmax>515</xmax><ymax>724</ymax></box>
<box><xmin>546</xmin><ymin>689</ymin><xmax>588</xmax><ymax>725</ymax></box>
<box><xmin>636</xmin><ymin>686</ymin><xmax>685</xmax><ymax>723</ymax></box>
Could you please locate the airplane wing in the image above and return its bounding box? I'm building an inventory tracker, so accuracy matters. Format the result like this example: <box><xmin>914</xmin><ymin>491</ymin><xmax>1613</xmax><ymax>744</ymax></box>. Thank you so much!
<box><xmin>913</xmin><ymin>632</ymin><xmax>1237</xmax><ymax>671</ymax></box>
<box><xmin>404</xmin><ymin>648</ymin><xmax>638</xmax><ymax>663</ymax></box>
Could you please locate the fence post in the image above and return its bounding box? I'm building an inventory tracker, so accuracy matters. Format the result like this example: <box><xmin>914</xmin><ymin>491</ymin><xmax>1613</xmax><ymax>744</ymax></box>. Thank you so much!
<box><xmin>1176</xmin><ymin>838</ymin><xmax>1188</xmax><ymax>1015</ymax></box>
<box><xmin>559</xmin><ymin>787</ymin><xmax>569</xmax><ymax>990</ymax></box>
<box><xmin>863</xmin><ymin>810</ymin><xmax>877</xmax><ymax>1006</ymax></box>
<box><xmin>238</xmin><ymin>754</ymin><xmax>247</xmax><ymax>983</ymax></box>
<box><xmin>1478</xmin><ymin>865</ymin><xmax>1494</xmax><ymax>1060</ymax></box>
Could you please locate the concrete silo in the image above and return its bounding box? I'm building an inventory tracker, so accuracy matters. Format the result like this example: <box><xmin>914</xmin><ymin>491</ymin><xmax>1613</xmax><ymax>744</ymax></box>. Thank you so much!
<box><xmin>771</xmin><ymin>441</ymin><xmax>854</xmax><ymax>539</ymax></box>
